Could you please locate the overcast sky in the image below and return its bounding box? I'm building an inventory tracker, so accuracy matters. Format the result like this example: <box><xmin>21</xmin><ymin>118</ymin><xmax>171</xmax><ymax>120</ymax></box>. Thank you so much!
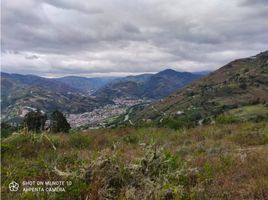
<box><xmin>2</xmin><ymin>0</ymin><xmax>268</xmax><ymax>77</ymax></box>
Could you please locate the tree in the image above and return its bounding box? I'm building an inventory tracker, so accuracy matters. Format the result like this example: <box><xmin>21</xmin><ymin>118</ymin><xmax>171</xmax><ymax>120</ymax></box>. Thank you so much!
<box><xmin>50</xmin><ymin>110</ymin><xmax>71</xmax><ymax>133</ymax></box>
<box><xmin>23</xmin><ymin>110</ymin><xmax>47</xmax><ymax>132</ymax></box>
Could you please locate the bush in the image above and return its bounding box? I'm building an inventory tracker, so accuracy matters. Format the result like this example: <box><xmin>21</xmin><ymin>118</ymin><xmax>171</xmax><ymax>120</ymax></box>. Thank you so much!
<box><xmin>160</xmin><ymin>116</ymin><xmax>195</xmax><ymax>129</ymax></box>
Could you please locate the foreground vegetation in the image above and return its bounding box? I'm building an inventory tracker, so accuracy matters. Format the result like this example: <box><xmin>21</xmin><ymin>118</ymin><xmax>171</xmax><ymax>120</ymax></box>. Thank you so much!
<box><xmin>1</xmin><ymin>121</ymin><xmax>268</xmax><ymax>199</ymax></box>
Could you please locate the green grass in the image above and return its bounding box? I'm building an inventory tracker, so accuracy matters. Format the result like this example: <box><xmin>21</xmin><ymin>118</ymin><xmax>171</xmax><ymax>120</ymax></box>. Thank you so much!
<box><xmin>1</xmin><ymin>122</ymin><xmax>268</xmax><ymax>199</ymax></box>
<box><xmin>216</xmin><ymin>104</ymin><xmax>268</xmax><ymax>124</ymax></box>
<box><xmin>229</xmin><ymin>104</ymin><xmax>268</xmax><ymax>121</ymax></box>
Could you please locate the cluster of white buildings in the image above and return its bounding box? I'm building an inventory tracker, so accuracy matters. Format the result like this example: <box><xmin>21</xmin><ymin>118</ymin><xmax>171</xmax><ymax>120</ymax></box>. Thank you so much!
<box><xmin>67</xmin><ymin>98</ymin><xmax>150</xmax><ymax>128</ymax></box>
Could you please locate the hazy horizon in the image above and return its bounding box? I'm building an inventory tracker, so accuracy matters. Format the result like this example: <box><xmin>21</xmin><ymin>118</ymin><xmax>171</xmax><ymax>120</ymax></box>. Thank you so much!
<box><xmin>1</xmin><ymin>68</ymin><xmax>212</xmax><ymax>78</ymax></box>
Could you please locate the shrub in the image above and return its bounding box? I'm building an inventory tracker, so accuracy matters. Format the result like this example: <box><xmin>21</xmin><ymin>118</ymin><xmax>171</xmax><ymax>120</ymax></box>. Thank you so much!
<box><xmin>84</xmin><ymin>143</ymin><xmax>182</xmax><ymax>199</ymax></box>
<box><xmin>161</xmin><ymin>116</ymin><xmax>195</xmax><ymax>129</ymax></box>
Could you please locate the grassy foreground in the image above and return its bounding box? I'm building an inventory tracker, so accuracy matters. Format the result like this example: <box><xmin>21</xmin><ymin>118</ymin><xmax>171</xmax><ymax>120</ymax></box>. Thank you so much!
<box><xmin>1</xmin><ymin>122</ymin><xmax>268</xmax><ymax>200</ymax></box>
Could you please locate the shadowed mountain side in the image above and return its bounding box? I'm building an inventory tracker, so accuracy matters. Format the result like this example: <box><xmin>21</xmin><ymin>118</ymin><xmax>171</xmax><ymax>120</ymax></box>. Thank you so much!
<box><xmin>94</xmin><ymin>69</ymin><xmax>202</xmax><ymax>100</ymax></box>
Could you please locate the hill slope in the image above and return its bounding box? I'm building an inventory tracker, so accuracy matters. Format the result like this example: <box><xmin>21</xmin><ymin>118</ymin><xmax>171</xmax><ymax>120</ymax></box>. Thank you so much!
<box><xmin>129</xmin><ymin>51</ymin><xmax>268</xmax><ymax>123</ymax></box>
<box><xmin>94</xmin><ymin>69</ymin><xmax>202</xmax><ymax>100</ymax></box>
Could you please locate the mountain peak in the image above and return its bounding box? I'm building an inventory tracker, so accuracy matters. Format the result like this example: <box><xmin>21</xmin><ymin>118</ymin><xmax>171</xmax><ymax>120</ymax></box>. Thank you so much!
<box><xmin>157</xmin><ymin>69</ymin><xmax>178</xmax><ymax>75</ymax></box>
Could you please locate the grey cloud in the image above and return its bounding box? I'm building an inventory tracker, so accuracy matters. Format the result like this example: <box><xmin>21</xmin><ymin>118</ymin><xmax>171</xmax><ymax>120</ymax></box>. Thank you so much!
<box><xmin>1</xmin><ymin>0</ymin><xmax>268</xmax><ymax>76</ymax></box>
<box><xmin>240</xmin><ymin>0</ymin><xmax>268</xmax><ymax>6</ymax></box>
<box><xmin>25</xmin><ymin>55</ymin><xmax>40</xmax><ymax>60</ymax></box>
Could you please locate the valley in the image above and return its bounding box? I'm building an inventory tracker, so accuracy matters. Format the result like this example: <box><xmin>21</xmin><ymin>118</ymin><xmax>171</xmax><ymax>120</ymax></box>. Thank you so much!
<box><xmin>67</xmin><ymin>98</ymin><xmax>151</xmax><ymax>128</ymax></box>
<box><xmin>1</xmin><ymin>69</ymin><xmax>201</xmax><ymax>128</ymax></box>
<box><xmin>1</xmin><ymin>51</ymin><xmax>267</xmax><ymax>130</ymax></box>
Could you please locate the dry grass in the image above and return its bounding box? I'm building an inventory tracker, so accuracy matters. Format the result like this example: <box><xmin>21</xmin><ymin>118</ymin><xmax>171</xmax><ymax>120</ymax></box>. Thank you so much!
<box><xmin>1</xmin><ymin>122</ymin><xmax>268</xmax><ymax>199</ymax></box>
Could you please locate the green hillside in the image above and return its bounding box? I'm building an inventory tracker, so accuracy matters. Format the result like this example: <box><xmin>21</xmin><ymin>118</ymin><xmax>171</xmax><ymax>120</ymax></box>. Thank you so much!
<box><xmin>128</xmin><ymin>51</ymin><xmax>268</xmax><ymax>125</ymax></box>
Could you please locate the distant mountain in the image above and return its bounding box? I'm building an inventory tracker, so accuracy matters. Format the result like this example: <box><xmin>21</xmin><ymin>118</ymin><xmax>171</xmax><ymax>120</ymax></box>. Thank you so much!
<box><xmin>54</xmin><ymin>76</ymin><xmax>118</xmax><ymax>94</ymax></box>
<box><xmin>94</xmin><ymin>69</ymin><xmax>202</xmax><ymax>100</ymax></box>
<box><xmin>142</xmin><ymin>69</ymin><xmax>202</xmax><ymax>99</ymax></box>
<box><xmin>1</xmin><ymin>73</ymin><xmax>101</xmax><ymax>123</ymax></box>
<box><xmin>129</xmin><ymin>51</ymin><xmax>268</xmax><ymax>123</ymax></box>
<box><xmin>2</xmin><ymin>72</ymin><xmax>77</xmax><ymax>93</ymax></box>
<box><xmin>120</xmin><ymin>74</ymin><xmax>153</xmax><ymax>83</ymax></box>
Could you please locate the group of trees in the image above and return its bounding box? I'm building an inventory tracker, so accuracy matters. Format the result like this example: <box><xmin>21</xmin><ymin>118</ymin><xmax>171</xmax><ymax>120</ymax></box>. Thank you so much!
<box><xmin>23</xmin><ymin>110</ymin><xmax>71</xmax><ymax>133</ymax></box>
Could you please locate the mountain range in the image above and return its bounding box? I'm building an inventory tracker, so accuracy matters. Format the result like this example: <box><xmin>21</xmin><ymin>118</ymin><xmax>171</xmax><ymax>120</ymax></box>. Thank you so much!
<box><xmin>1</xmin><ymin>73</ymin><xmax>101</xmax><ymax>123</ymax></box>
<box><xmin>94</xmin><ymin>69</ymin><xmax>202</xmax><ymax>100</ymax></box>
<box><xmin>1</xmin><ymin>69</ymin><xmax>201</xmax><ymax>123</ymax></box>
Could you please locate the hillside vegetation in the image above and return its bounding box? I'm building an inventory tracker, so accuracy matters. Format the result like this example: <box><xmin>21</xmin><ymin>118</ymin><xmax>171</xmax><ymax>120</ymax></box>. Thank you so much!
<box><xmin>129</xmin><ymin>51</ymin><xmax>268</xmax><ymax>124</ymax></box>
<box><xmin>1</xmin><ymin>121</ymin><xmax>268</xmax><ymax>199</ymax></box>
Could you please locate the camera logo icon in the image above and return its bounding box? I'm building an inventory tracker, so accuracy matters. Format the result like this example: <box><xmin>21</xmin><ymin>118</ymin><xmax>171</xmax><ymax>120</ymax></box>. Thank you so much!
<box><xmin>9</xmin><ymin>181</ymin><xmax>19</xmax><ymax>192</ymax></box>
